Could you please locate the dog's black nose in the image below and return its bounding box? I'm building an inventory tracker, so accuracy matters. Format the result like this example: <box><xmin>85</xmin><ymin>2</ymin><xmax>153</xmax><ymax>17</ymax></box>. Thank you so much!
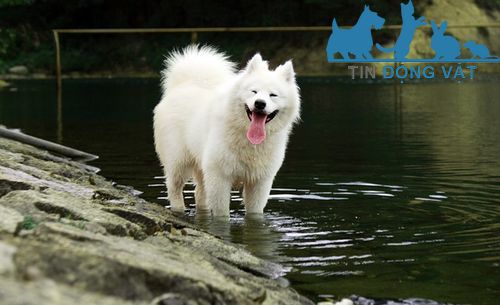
<box><xmin>254</xmin><ymin>100</ymin><xmax>266</xmax><ymax>110</ymax></box>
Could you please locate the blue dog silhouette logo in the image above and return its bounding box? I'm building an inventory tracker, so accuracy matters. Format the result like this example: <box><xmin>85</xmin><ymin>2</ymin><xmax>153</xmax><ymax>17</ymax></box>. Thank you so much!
<box><xmin>326</xmin><ymin>5</ymin><xmax>385</xmax><ymax>60</ymax></box>
<box><xmin>326</xmin><ymin>0</ymin><xmax>499</xmax><ymax>63</ymax></box>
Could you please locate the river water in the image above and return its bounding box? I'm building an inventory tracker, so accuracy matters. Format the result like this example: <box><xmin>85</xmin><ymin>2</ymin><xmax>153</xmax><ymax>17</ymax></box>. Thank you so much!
<box><xmin>1</xmin><ymin>78</ymin><xmax>499</xmax><ymax>305</ymax></box>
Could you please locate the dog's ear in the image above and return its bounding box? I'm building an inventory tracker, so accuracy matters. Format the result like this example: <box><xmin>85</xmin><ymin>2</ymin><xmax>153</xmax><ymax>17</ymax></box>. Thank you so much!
<box><xmin>275</xmin><ymin>60</ymin><xmax>295</xmax><ymax>83</ymax></box>
<box><xmin>245</xmin><ymin>53</ymin><xmax>264</xmax><ymax>73</ymax></box>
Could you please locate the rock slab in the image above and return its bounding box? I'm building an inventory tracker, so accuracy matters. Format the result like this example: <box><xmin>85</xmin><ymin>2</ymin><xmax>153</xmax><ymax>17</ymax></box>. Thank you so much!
<box><xmin>0</xmin><ymin>137</ymin><xmax>313</xmax><ymax>305</ymax></box>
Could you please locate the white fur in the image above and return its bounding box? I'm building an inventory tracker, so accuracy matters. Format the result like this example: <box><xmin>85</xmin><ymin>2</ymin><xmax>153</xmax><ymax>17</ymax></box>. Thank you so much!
<box><xmin>154</xmin><ymin>45</ymin><xmax>300</xmax><ymax>216</ymax></box>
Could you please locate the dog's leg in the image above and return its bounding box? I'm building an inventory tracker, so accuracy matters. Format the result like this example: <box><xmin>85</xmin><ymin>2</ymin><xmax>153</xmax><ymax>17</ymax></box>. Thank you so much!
<box><xmin>166</xmin><ymin>172</ymin><xmax>186</xmax><ymax>213</ymax></box>
<box><xmin>244</xmin><ymin>177</ymin><xmax>273</xmax><ymax>214</ymax></box>
<box><xmin>193</xmin><ymin>167</ymin><xmax>209</xmax><ymax>212</ymax></box>
<box><xmin>205</xmin><ymin>172</ymin><xmax>232</xmax><ymax>217</ymax></box>
<box><xmin>326</xmin><ymin>48</ymin><xmax>336</xmax><ymax>62</ymax></box>
<box><xmin>165</xmin><ymin>159</ymin><xmax>186</xmax><ymax>212</ymax></box>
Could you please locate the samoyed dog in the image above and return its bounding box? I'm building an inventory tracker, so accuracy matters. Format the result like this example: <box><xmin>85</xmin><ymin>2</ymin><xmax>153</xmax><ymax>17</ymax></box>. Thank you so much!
<box><xmin>153</xmin><ymin>45</ymin><xmax>300</xmax><ymax>216</ymax></box>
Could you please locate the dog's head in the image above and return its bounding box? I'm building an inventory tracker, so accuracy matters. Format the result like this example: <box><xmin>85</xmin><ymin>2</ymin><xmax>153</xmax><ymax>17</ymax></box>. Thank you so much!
<box><xmin>234</xmin><ymin>54</ymin><xmax>301</xmax><ymax>145</ymax></box>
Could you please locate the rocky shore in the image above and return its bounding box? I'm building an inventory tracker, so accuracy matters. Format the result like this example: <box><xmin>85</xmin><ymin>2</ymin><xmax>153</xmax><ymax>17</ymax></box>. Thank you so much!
<box><xmin>0</xmin><ymin>136</ymin><xmax>313</xmax><ymax>305</ymax></box>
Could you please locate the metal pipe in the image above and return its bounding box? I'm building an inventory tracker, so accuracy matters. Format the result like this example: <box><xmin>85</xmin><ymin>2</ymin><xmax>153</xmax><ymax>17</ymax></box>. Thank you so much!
<box><xmin>53</xmin><ymin>30</ymin><xmax>62</xmax><ymax>91</ymax></box>
<box><xmin>191</xmin><ymin>31</ymin><xmax>198</xmax><ymax>44</ymax></box>
<box><xmin>51</xmin><ymin>23</ymin><xmax>500</xmax><ymax>34</ymax></box>
<box><xmin>52</xmin><ymin>23</ymin><xmax>500</xmax><ymax>80</ymax></box>
<box><xmin>0</xmin><ymin>127</ymin><xmax>98</xmax><ymax>162</ymax></box>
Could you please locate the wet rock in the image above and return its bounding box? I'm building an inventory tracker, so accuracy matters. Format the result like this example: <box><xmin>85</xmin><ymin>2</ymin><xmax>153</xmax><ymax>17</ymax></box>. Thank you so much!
<box><xmin>334</xmin><ymin>299</ymin><xmax>353</xmax><ymax>305</ymax></box>
<box><xmin>349</xmin><ymin>295</ymin><xmax>453</xmax><ymax>305</ymax></box>
<box><xmin>0</xmin><ymin>136</ymin><xmax>313</xmax><ymax>305</ymax></box>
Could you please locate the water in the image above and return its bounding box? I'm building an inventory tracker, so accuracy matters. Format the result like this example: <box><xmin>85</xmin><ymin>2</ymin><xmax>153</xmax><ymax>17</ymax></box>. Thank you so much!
<box><xmin>1</xmin><ymin>78</ymin><xmax>499</xmax><ymax>305</ymax></box>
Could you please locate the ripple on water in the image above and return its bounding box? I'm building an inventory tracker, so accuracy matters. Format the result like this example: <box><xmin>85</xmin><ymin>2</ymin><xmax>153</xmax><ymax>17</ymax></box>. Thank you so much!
<box><xmin>152</xmin><ymin>178</ymin><xmax>499</xmax><ymax>305</ymax></box>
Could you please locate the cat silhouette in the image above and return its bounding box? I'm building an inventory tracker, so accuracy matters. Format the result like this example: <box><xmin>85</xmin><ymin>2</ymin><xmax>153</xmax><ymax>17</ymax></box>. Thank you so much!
<box><xmin>464</xmin><ymin>41</ymin><xmax>498</xmax><ymax>59</ymax></box>
<box><xmin>326</xmin><ymin>5</ymin><xmax>385</xmax><ymax>61</ymax></box>
<box><xmin>376</xmin><ymin>0</ymin><xmax>426</xmax><ymax>60</ymax></box>
<box><xmin>430</xmin><ymin>20</ymin><xmax>461</xmax><ymax>60</ymax></box>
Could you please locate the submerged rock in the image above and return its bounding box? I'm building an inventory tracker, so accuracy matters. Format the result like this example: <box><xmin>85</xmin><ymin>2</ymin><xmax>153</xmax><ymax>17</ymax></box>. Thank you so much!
<box><xmin>0</xmin><ymin>137</ymin><xmax>313</xmax><ymax>305</ymax></box>
<box><xmin>349</xmin><ymin>295</ymin><xmax>455</xmax><ymax>305</ymax></box>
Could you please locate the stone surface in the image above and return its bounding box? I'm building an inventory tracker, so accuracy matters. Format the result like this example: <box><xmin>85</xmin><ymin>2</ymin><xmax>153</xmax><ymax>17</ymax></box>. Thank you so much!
<box><xmin>8</xmin><ymin>65</ymin><xmax>29</xmax><ymax>75</ymax></box>
<box><xmin>0</xmin><ymin>278</ymin><xmax>141</xmax><ymax>305</ymax></box>
<box><xmin>0</xmin><ymin>136</ymin><xmax>313</xmax><ymax>305</ymax></box>
<box><xmin>0</xmin><ymin>205</ymin><xmax>23</xmax><ymax>233</ymax></box>
<box><xmin>0</xmin><ymin>241</ymin><xmax>17</xmax><ymax>275</ymax></box>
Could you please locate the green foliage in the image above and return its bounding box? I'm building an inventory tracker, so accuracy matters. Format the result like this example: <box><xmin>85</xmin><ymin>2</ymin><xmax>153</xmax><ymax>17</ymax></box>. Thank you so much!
<box><xmin>0</xmin><ymin>0</ymin><xmax>33</xmax><ymax>7</ymax></box>
<box><xmin>474</xmin><ymin>0</ymin><xmax>500</xmax><ymax>9</ymax></box>
<box><xmin>0</xmin><ymin>0</ymin><xmax>498</xmax><ymax>74</ymax></box>
<box><xmin>0</xmin><ymin>0</ymin><xmax>408</xmax><ymax>74</ymax></box>
<box><xmin>0</xmin><ymin>29</ymin><xmax>16</xmax><ymax>69</ymax></box>
<box><xmin>21</xmin><ymin>215</ymin><xmax>37</xmax><ymax>230</ymax></box>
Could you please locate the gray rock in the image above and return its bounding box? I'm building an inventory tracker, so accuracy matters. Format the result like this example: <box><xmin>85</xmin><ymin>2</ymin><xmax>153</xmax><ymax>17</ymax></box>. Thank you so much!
<box><xmin>0</xmin><ymin>205</ymin><xmax>23</xmax><ymax>233</ymax></box>
<box><xmin>0</xmin><ymin>241</ymin><xmax>17</xmax><ymax>275</ymax></box>
<box><xmin>0</xmin><ymin>136</ymin><xmax>314</xmax><ymax>305</ymax></box>
<box><xmin>0</xmin><ymin>278</ymin><xmax>141</xmax><ymax>305</ymax></box>
<box><xmin>8</xmin><ymin>65</ymin><xmax>29</xmax><ymax>75</ymax></box>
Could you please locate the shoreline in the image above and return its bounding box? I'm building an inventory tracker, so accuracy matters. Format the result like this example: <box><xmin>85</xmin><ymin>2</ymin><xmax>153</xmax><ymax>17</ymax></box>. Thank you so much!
<box><xmin>1</xmin><ymin>70</ymin><xmax>499</xmax><ymax>84</ymax></box>
<box><xmin>0</xmin><ymin>135</ymin><xmax>314</xmax><ymax>305</ymax></box>
<box><xmin>0</xmin><ymin>71</ymin><xmax>351</xmax><ymax>81</ymax></box>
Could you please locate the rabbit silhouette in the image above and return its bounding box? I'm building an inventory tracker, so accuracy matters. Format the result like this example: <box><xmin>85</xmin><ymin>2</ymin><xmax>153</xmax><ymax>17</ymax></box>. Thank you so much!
<box><xmin>430</xmin><ymin>20</ymin><xmax>461</xmax><ymax>60</ymax></box>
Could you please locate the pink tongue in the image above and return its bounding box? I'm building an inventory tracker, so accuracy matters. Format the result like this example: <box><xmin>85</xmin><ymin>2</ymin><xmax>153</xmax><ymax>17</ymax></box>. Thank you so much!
<box><xmin>246</xmin><ymin>112</ymin><xmax>267</xmax><ymax>145</ymax></box>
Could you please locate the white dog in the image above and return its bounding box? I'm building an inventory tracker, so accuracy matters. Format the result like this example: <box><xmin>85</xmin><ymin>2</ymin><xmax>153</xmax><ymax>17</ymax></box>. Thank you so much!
<box><xmin>153</xmin><ymin>45</ymin><xmax>300</xmax><ymax>216</ymax></box>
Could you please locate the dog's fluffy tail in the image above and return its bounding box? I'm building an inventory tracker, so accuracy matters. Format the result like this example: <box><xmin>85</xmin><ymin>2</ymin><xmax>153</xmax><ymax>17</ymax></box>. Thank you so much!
<box><xmin>161</xmin><ymin>45</ymin><xmax>236</xmax><ymax>91</ymax></box>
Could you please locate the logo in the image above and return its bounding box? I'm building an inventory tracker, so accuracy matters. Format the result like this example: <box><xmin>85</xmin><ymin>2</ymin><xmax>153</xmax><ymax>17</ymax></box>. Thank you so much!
<box><xmin>325</xmin><ymin>0</ymin><xmax>498</xmax><ymax>80</ymax></box>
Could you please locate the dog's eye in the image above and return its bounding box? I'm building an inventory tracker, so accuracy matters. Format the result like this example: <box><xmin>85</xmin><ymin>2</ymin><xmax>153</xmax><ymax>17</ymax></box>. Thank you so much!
<box><xmin>270</xmin><ymin>93</ymin><xmax>278</xmax><ymax>97</ymax></box>
<box><xmin>251</xmin><ymin>90</ymin><xmax>257</xmax><ymax>94</ymax></box>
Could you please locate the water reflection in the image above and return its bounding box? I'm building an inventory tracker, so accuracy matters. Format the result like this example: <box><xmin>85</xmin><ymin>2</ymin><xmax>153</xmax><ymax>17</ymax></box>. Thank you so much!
<box><xmin>2</xmin><ymin>78</ymin><xmax>499</xmax><ymax>305</ymax></box>
<box><xmin>193</xmin><ymin>210</ymin><xmax>231</xmax><ymax>239</ymax></box>
<box><xmin>150</xmin><ymin>168</ymin><xmax>498</xmax><ymax>305</ymax></box>
<box><xmin>190</xmin><ymin>204</ymin><xmax>282</xmax><ymax>260</ymax></box>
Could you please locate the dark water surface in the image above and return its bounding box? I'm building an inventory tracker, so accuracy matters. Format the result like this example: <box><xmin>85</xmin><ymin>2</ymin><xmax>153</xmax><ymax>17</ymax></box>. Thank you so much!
<box><xmin>1</xmin><ymin>78</ymin><xmax>499</xmax><ymax>305</ymax></box>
